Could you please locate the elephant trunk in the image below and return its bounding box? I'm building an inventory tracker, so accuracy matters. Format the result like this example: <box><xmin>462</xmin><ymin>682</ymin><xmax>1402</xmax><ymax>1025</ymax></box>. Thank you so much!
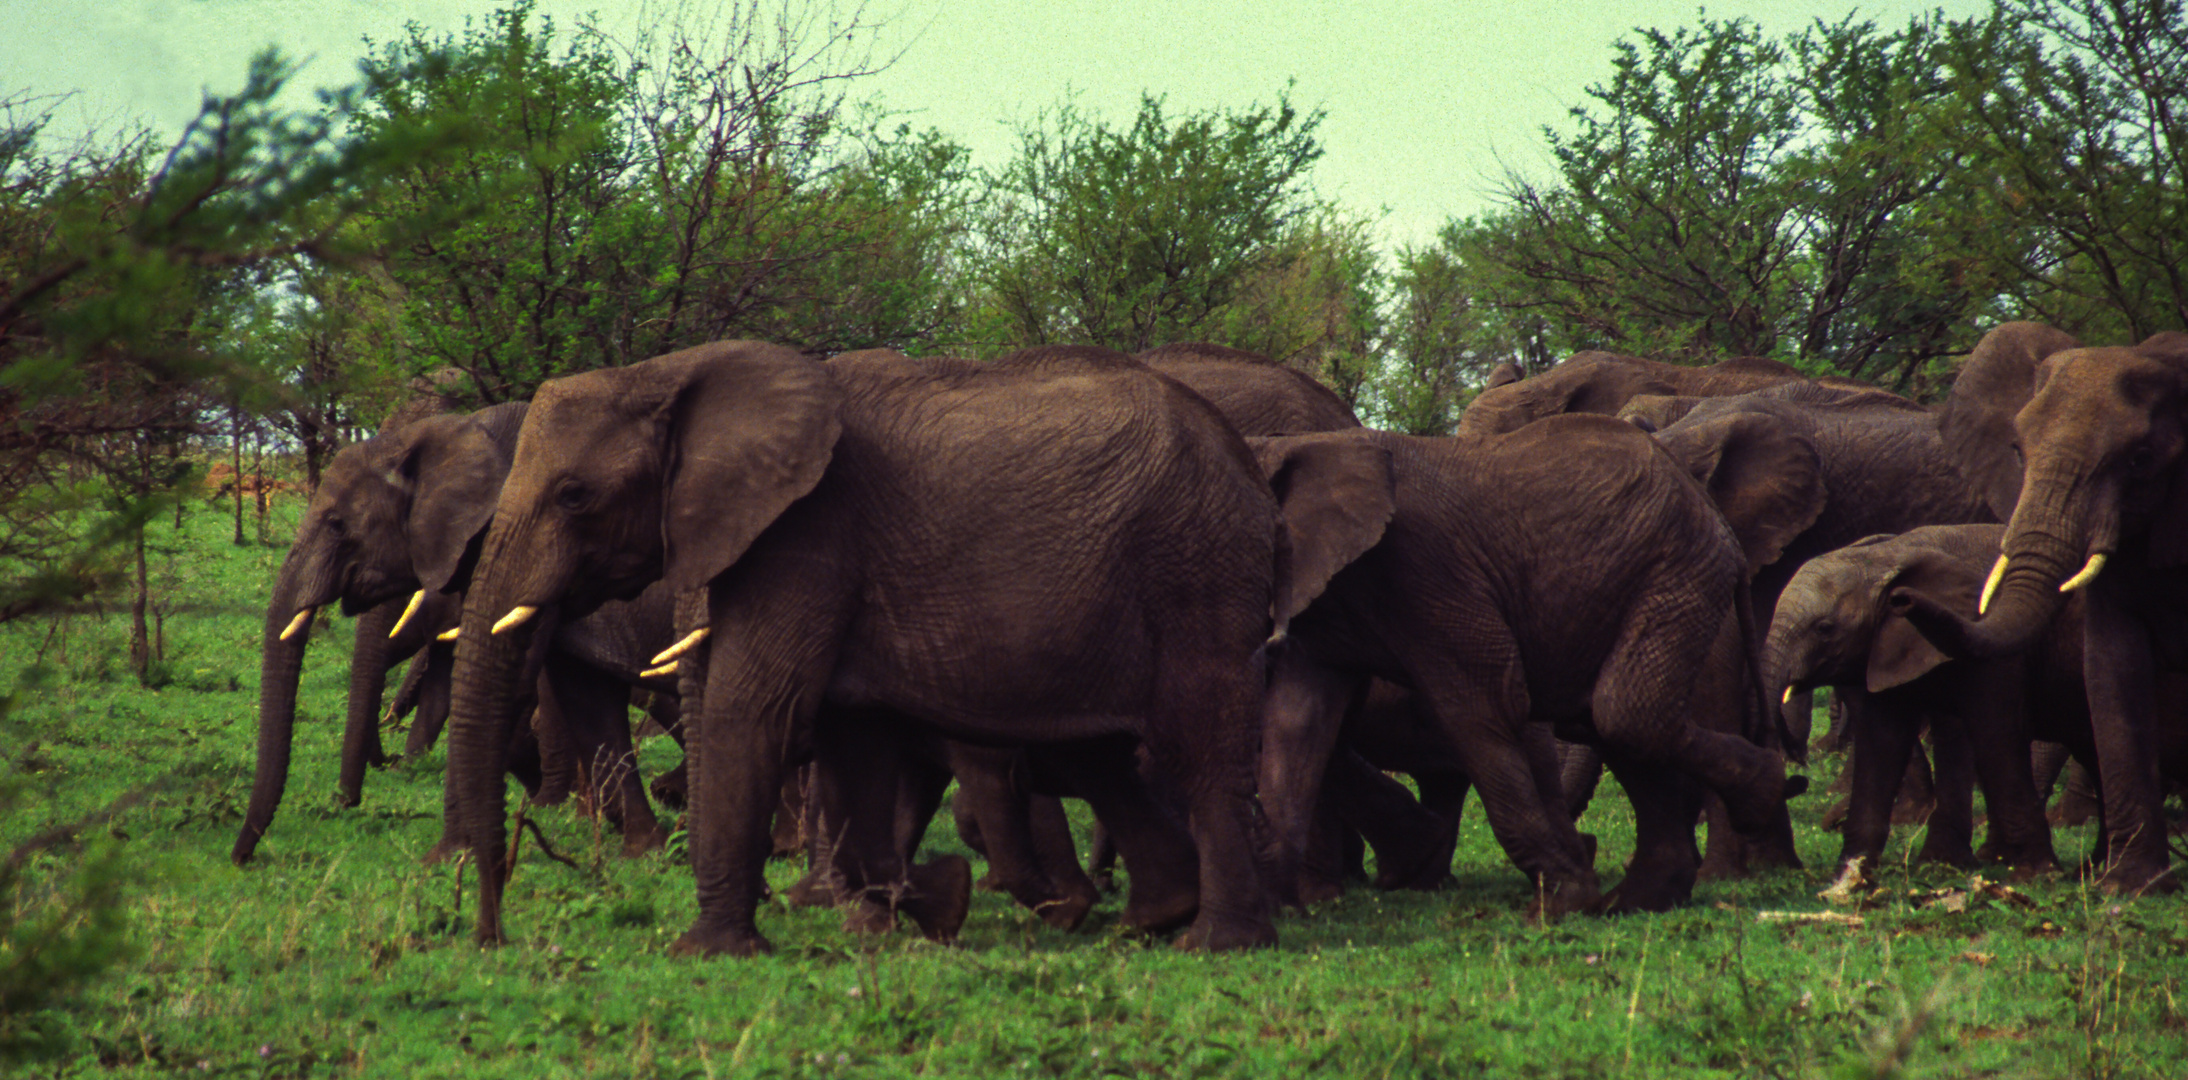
<box><xmin>1760</xmin><ymin>606</ymin><xmax>1812</xmax><ymax>753</ymax></box>
<box><xmin>336</xmin><ymin>597</ymin><xmax>404</xmax><ymax>807</ymax></box>
<box><xmin>234</xmin><ymin>550</ymin><xmax>334</xmax><ymax>865</ymax></box>
<box><xmin>1895</xmin><ymin>455</ymin><xmax>2098</xmax><ymax>659</ymax></box>
<box><xmin>445</xmin><ymin>514</ymin><xmax>555</xmax><ymax>946</ymax></box>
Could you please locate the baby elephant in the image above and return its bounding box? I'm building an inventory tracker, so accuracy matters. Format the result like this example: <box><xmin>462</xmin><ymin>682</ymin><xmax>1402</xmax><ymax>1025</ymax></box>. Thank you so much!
<box><xmin>1767</xmin><ymin>525</ymin><xmax>2068</xmax><ymax>880</ymax></box>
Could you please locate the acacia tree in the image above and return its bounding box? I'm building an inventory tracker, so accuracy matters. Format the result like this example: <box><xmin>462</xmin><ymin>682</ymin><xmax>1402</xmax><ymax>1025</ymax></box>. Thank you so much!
<box><xmin>979</xmin><ymin>91</ymin><xmax>1328</xmax><ymax>354</ymax></box>
<box><xmin>1934</xmin><ymin>0</ymin><xmax>2188</xmax><ymax>341</ymax></box>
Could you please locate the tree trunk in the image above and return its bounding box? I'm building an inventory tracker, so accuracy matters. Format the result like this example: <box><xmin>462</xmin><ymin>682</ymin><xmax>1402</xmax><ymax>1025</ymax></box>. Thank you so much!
<box><xmin>231</xmin><ymin>406</ymin><xmax>246</xmax><ymax>546</ymax></box>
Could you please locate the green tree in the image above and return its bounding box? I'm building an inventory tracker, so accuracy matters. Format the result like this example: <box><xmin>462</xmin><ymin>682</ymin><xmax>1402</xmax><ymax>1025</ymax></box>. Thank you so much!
<box><xmin>979</xmin><ymin>91</ymin><xmax>1327</xmax><ymax>353</ymax></box>
<box><xmin>1934</xmin><ymin>0</ymin><xmax>2188</xmax><ymax>341</ymax></box>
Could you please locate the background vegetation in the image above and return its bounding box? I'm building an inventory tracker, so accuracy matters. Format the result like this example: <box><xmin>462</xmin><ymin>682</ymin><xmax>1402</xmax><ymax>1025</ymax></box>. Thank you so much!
<box><xmin>3</xmin><ymin>0</ymin><xmax>2185</xmax><ymax>1073</ymax></box>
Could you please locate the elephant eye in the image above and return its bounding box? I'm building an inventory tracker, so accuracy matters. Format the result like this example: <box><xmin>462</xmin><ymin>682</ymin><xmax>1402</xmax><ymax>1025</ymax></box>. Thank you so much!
<box><xmin>554</xmin><ymin>481</ymin><xmax>591</xmax><ymax>511</ymax></box>
<box><xmin>1813</xmin><ymin>619</ymin><xmax>1837</xmax><ymax>637</ymax></box>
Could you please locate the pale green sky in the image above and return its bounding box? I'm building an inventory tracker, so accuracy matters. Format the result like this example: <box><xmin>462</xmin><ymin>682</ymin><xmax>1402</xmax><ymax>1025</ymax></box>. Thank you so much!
<box><xmin>2</xmin><ymin>0</ymin><xmax>1989</xmax><ymax>247</ymax></box>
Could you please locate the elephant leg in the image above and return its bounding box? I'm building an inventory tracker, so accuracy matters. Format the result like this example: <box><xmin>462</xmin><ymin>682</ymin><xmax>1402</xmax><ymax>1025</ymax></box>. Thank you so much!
<box><xmin>2052</xmin><ymin>757</ymin><xmax>2102</xmax><ymax>827</ymax></box>
<box><xmin>670</xmin><ymin>592</ymin><xmax>839</xmax><ymax>960</ymax></box>
<box><xmin>1956</xmin><ymin>676</ymin><xmax>2056</xmax><ymax>874</ymax></box>
<box><xmin>529</xmin><ymin>676</ymin><xmax>581</xmax><ymax>809</ymax></box>
<box><xmin>1037</xmin><ymin>736</ymin><xmax>1199</xmax><ymax>934</ymax></box>
<box><xmin>770</xmin><ymin>767</ymin><xmax>808</xmax><ymax>858</ymax></box>
<box><xmin>1815</xmin><ymin>692</ymin><xmax>1850</xmax><ymax>755</ymax></box>
<box><xmin>402</xmin><ymin>641</ymin><xmax>457</xmax><ymax>759</ymax></box>
<box><xmin>1322</xmin><ymin>749</ymin><xmax>1453</xmax><ymax>891</ymax></box>
<box><xmin>1600</xmin><ymin>746</ymin><xmax>1704</xmax><ymax>913</ymax></box>
<box><xmin>2082</xmin><ymin>585</ymin><xmax>2179</xmax><ymax>895</ymax></box>
<box><xmin>1414</xmin><ymin>654</ymin><xmax>1598</xmax><ymax>915</ymax></box>
<box><xmin>822</xmin><ymin>715</ymin><xmax>969</xmax><ymax>944</ymax></box>
<box><xmin>1025</xmin><ymin>792</ymin><xmax>1100</xmax><ymax>926</ymax></box>
<box><xmin>1915</xmin><ymin>714</ymin><xmax>1977</xmax><ymax>867</ymax></box>
<box><xmin>1085</xmin><ymin>823</ymin><xmax>1118</xmax><ymax>892</ymax></box>
<box><xmin>1697</xmin><ymin>794</ymin><xmax>1747</xmax><ymax>881</ymax></box>
<box><xmin>1256</xmin><ymin>645</ymin><xmax>1367</xmax><ymax>910</ymax></box>
<box><xmin>1298</xmin><ymin>800</ymin><xmax>1357</xmax><ymax>904</ymax></box>
<box><xmin>1150</xmin><ymin>645</ymin><xmax>1274</xmax><ymax>952</ymax></box>
<box><xmin>947</xmin><ymin>742</ymin><xmax>1090</xmax><ymax>930</ymax></box>
<box><xmin>1889</xmin><ymin>734</ymin><xmax>1938</xmax><ymax>825</ymax></box>
<box><xmin>1836</xmin><ymin>688</ymin><xmax>1917</xmax><ymax>877</ymax></box>
<box><xmin>1556</xmin><ymin>739</ymin><xmax>1602</xmax><ymax>821</ymax></box>
<box><xmin>2031</xmin><ymin>740</ymin><xmax>2071</xmax><ymax>798</ymax></box>
<box><xmin>953</xmin><ymin>788</ymin><xmax>990</xmax><ymax>863</ymax></box>
<box><xmin>539</xmin><ymin>660</ymin><xmax>665</xmax><ymax>856</ymax></box>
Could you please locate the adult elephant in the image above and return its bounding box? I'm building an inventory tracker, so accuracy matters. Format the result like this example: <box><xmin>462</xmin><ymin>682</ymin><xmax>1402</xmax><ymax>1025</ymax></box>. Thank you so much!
<box><xmin>237</xmin><ymin>404</ymin><xmax>523</xmax><ymax>864</ymax></box>
<box><xmin>240</xmin><ymin>403</ymin><xmax>682</xmax><ymax>864</ymax></box>
<box><xmin>1768</xmin><ymin>525</ymin><xmax>2070</xmax><ymax>878</ymax></box>
<box><xmin>1457</xmin><ymin>351</ymin><xmax>1817</xmax><ymax>435</ymax></box>
<box><xmin>1252</xmin><ymin>418</ymin><xmax>1798</xmax><ymax>915</ymax></box>
<box><xmin>1137</xmin><ymin>342</ymin><xmax>1362</xmax><ymax>433</ymax></box>
<box><xmin>1636</xmin><ymin>382</ymin><xmax>1999</xmax><ymax>752</ymax></box>
<box><xmin>1892</xmin><ymin>322</ymin><xmax>2188</xmax><ymax>895</ymax></box>
<box><xmin>442</xmin><ymin>342</ymin><xmax>1350</xmax><ymax>955</ymax></box>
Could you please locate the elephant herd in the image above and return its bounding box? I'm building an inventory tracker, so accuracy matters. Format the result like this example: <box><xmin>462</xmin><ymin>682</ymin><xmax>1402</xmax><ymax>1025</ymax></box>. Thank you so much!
<box><xmin>238</xmin><ymin>323</ymin><xmax>2188</xmax><ymax>956</ymax></box>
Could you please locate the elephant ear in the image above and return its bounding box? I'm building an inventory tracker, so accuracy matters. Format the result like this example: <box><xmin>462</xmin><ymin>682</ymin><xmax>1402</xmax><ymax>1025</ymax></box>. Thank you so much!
<box><xmin>1252</xmin><ymin>432</ymin><xmax>1397</xmax><ymax>628</ymax></box>
<box><xmin>654</xmin><ymin>341</ymin><xmax>845</xmax><ymax>594</ymax></box>
<box><xmin>1484</xmin><ymin>362</ymin><xmax>1523</xmax><ymax>389</ymax></box>
<box><xmin>1653</xmin><ymin>410</ymin><xmax>1827</xmax><ymax>577</ymax></box>
<box><xmin>401</xmin><ymin>413</ymin><xmax>514</xmax><ymax>593</ymax></box>
<box><xmin>1939</xmin><ymin>322</ymin><xmax>2081</xmax><ymax>522</ymax></box>
<box><xmin>1868</xmin><ymin>547</ymin><xmax>1982</xmax><ymax>691</ymax></box>
<box><xmin>2138</xmin><ymin>332</ymin><xmax>2188</xmax><ymax>568</ymax></box>
<box><xmin>1618</xmin><ymin>394</ymin><xmax>1702</xmax><ymax>433</ymax></box>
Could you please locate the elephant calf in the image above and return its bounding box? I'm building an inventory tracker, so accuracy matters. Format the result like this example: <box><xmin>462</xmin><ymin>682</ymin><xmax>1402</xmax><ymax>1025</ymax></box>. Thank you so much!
<box><xmin>1768</xmin><ymin>525</ymin><xmax>2075</xmax><ymax>879</ymax></box>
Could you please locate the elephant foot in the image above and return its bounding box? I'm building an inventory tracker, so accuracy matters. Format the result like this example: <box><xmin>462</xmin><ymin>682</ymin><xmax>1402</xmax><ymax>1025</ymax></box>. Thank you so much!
<box><xmin>782</xmin><ymin>868</ymin><xmax>843</xmax><ymax>909</ymax></box>
<box><xmin>1820</xmin><ymin>796</ymin><xmax>1851</xmax><ymax>832</ymax></box>
<box><xmin>649</xmin><ymin>764</ymin><xmax>688</xmax><ymax>811</ymax></box>
<box><xmin>2000</xmin><ymin>857</ymin><xmax>2062</xmax><ymax>883</ymax></box>
<box><xmin>1296</xmin><ymin>870</ymin><xmax>1346</xmax><ymax>906</ymax></box>
<box><xmin>670</xmin><ymin>924</ymin><xmax>770</xmax><ymax>958</ymax></box>
<box><xmin>1527</xmin><ymin>870</ymin><xmax>1605</xmax><ymax>920</ymax></box>
<box><xmin>621</xmin><ymin>824</ymin><xmax>668</xmax><ymax>858</ymax></box>
<box><xmin>1173</xmin><ymin>911</ymin><xmax>1277</xmax><ymax>952</ymax></box>
<box><xmin>1696</xmin><ymin>848</ymin><xmax>1745</xmax><ymax>881</ymax></box>
<box><xmin>1604</xmin><ymin>858</ymin><xmax>1689</xmax><ymax>915</ymax></box>
<box><xmin>1368</xmin><ymin>830</ymin><xmax>1459</xmax><ymax>892</ymax></box>
<box><xmin>1915</xmin><ymin>840</ymin><xmax>1979</xmax><ymax>868</ymax></box>
<box><xmin>842</xmin><ymin>857</ymin><xmax>972</xmax><ymax>944</ymax></box>
<box><xmin>2097</xmin><ymin>859</ymin><xmax>2181</xmax><ymax>897</ymax></box>
<box><xmin>903</xmin><ymin>856</ymin><xmax>972</xmax><ymax>944</ymax></box>
<box><xmin>421</xmin><ymin>835</ymin><xmax>464</xmax><ymax>865</ymax></box>
<box><xmin>1035</xmin><ymin>887</ymin><xmax>1095</xmax><ymax>931</ymax></box>
<box><xmin>1120</xmin><ymin>875</ymin><xmax>1199</xmax><ymax>935</ymax></box>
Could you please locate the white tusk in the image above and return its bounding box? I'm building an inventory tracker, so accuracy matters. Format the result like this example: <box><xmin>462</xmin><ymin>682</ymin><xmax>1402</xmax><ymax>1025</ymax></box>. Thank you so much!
<box><xmin>437</xmin><ymin>627</ymin><xmax>461</xmax><ymax>642</ymax></box>
<box><xmin>1782</xmin><ymin>686</ymin><xmax>1795</xmax><ymax>706</ymax></box>
<box><xmin>1978</xmin><ymin>554</ymin><xmax>2008</xmax><ymax>615</ymax></box>
<box><xmin>388</xmin><ymin>590</ymin><xmax>427</xmax><ymax>639</ymax></box>
<box><xmin>648</xmin><ymin>627</ymin><xmax>711</xmax><ymax>667</ymax></box>
<box><xmin>491</xmin><ymin>605</ymin><xmax>538</xmax><ymax>635</ymax></box>
<box><xmin>640</xmin><ymin>661</ymin><xmax>678</xmax><ymax>679</ymax></box>
<box><xmin>2059</xmin><ymin>552</ymin><xmax>2107</xmax><ymax>593</ymax></box>
<box><xmin>279</xmin><ymin>608</ymin><xmax>315</xmax><ymax>642</ymax></box>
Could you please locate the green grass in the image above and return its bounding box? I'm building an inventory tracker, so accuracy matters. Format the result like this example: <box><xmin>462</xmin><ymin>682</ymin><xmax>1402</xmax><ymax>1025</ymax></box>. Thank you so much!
<box><xmin>4</xmin><ymin>499</ymin><xmax>2185</xmax><ymax>1078</ymax></box>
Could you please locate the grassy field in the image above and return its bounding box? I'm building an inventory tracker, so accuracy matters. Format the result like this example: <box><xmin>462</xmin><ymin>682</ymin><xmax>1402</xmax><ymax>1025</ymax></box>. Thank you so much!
<box><xmin>3</xmin><ymin>498</ymin><xmax>2184</xmax><ymax>1078</ymax></box>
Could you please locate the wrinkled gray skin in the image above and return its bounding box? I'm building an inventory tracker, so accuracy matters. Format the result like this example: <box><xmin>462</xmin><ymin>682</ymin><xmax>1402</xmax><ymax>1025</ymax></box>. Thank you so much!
<box><xmin>1253</xmin><ymin>420</ymin><xmax>1798</xmax><ymax>916</ymax></box>
<box><xmin>237</xmin><ymin>404</ymin><xmax>523</xmax><ymax>865</ymax></box>
<box><xmin>1767</xmin><ymin>525</ymin><xmax>2070</xmax><ymax>878</ymax></box>
<box><xmin>1638</xmin><ymin>382</ymin><xmax>2000</xmax><ymax>752</ymax></box>
<box><xmin>1893</xmin><ymin>322</ymin><xmax>2188</xmax><ymax>895</ymax></box>
<box><xmin>442</xmin><ymin>342</ymin><xmax>1315</xmax><ymax>955</ymax></box>
<box><xmin>1457</xmin><ymin>352</ymin><xmax>1814</xmax><ymax>435</ymax></box>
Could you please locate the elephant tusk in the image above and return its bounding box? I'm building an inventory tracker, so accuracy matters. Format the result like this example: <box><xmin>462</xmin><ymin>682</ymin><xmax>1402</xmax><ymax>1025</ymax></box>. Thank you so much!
<box><xmin>649</xmin><ymin>627</ymin><xmax>711</xmax><ymax>667</ymax></box>
<box><xmin>1978</xmin><ymin>554</ymin><xmax>2008</xmax><ymax>615</ymax></box>
<box><xmin>640</xmin><ymin>661</ymin><xmax>678</xmax><ymax>679</ymax></box>
<box><xmin>437</xmin><ymin>627</ymin><xmax>461</xmax><ymax>642</ymax></box>
<box><xmin>2059</xmin><ymin>552</ymin><xmax>2107</xmax><ymax>593</ymax></box>
<box><xmin>279</xmin><ymin>608</ymin><xmax>315</xmax><ymax>642</ymax></box>
<box><xmin>491</xmin><ymin>605</ymin><xmax>538</xmax><ymax>635</ymax></box>
<box><xmin>1782</xmin><ymin>686</ymin><xmax>1795</xmax><ymax>705</ymax></box>
<box><xmin>388</xmin><ymin>590</ymin><xmax>427</xmax><ymax>639</ymax></box>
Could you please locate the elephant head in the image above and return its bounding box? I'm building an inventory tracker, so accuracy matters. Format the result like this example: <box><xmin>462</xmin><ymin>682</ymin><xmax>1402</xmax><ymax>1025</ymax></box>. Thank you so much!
<box><xmin>1644</xmin><ymin>402</ymin><xmax>1829</xmax><ymax>580</ymax></box>
<box><xmin>1766</xmin><ymin>529</ymin><xmax>1997</xmax><ymax>727</ymax></box>
<box><xmin>235</xmin><ymin>404</ymin><xmax>521</xmax><ymax>865</ymax></box>
<box><xmin>445</xmin><ymin>341</ymin><xmax>842</xmax><ymax>944</ymax></box>
<box><xmin>1896</xmin><ymin>325</ymin><xmax>2188</xmax><ymax>657</ymax></box>
<box><xmin>1136</xmin><ymin>342</ymin><xmax>1362</xmax><ymax>435</ymax></box>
